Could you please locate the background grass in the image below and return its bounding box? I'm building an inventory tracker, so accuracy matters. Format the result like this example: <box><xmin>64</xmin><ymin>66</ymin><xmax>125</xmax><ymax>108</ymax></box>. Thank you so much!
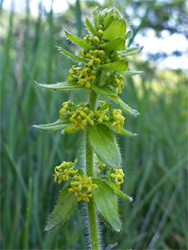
<box><xmin>0</xmin><ymin>0</ymin><xmax>187</xmax><ymax>249</ymax></box>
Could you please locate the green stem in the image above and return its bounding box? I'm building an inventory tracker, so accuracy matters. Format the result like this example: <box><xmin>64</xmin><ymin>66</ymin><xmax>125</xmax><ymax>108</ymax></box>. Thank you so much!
<box><xmin>86</xmin><ymin>90</ymin><xmax>99</xmax><ymax>250</ymax></box>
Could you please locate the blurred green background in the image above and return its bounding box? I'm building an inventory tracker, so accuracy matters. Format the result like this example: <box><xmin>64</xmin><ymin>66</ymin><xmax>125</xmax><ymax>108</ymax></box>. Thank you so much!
<box><xmin>0</xmin><ymin>0</ymin><xmax>187</xmax><ymax>249</ymax></box>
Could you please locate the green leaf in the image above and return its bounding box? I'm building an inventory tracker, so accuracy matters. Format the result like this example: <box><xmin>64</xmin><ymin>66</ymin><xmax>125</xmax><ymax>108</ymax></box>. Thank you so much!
<box><xmin>57</xmin><ymin>46</ymin><xmax>88</xmax><ymax>64</ymax></box>
<box><xmin>119</xmin><ymin>46</ymin><xmax>143</xmax><ymax>57</ymax></box>
<box><xmin>100</xmin><ymin>59</ymin><xmax>128</xmax><ymax>72</ymax></box>
<box><xmin>104</xmin><ymin>181</ymin><xmax>133</xmax><ymax>202</ymax></box>
<box><xmin>103</xmin><ymin>19</ymin><xmax>126</xmax><ymax>41</ymax></box>
<box><xmin>103</xmin><ymin>9</ymin><xmax>121</xmax><ymax>29</ymax></box>
<box><xmin>100</xmin><ymin>38</ymin><xmax>125</xmax><ymax>51</ymax></box>
<box><xmin>93</xmin><ymin>6</ymin><xmax>99</xmax><ymax>30</ymax></box>
<box><xmin>88</xmin><ymin>124</ymin><xmax>121</xmax><ymax>169</ymax></box>
<box><xmin>92</xmin><ymin>179</ymin><xmax>121</xmax><ymax>232</ymax></box>
<box><xmin>124</xmin><ymin>71</ymin><xmax>144</xmax><ymax>77</ymax></box>
<box><xmin>33</xmin><ymin>117</ymin><xmax>70</xmax><ymax>132</ymax></box>
<box><xmin>91</xmin><ymin>84</ymin><xmax>116</xmax><ymax>96</ymax></box>
<box><xmin>85</xmin><ymin>17</ymin><xmax>97</xmax><ymax>36</ymax></box>
<box><xmin>45</xmin><ymin>185</ymin><xmax>77</xmax><ymax>231</ymax></box>
<box><xmin>35</xmin><ymin>81</ymin><xmax>85</xmax><ymax>91</ymax></box>
<box><xmin>109</xmin><ymin>96</ymin><xmax>140</xmax><ymax>117</ymax></box>
<box><xmin>124</xmin><ymin>31</ymin><xmax>132</xmax><ymax>40</ymax></box>
<box><xmin>104</xmin><ymin>122</ymin><xmax>137</xmax><ymax>136</ymax></box>
<box><xmin>65</xmin><ymin>30</ymin><xmax>95</xmax><ymax>49</ymax></box>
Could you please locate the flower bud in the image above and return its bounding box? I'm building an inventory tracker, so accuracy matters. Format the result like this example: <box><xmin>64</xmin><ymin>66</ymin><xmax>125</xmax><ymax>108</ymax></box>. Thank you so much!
<box><xmin>93</xmin><ymin>36</ymin><xmax>100</xmax><ymax>45</ymax></box>
<box><xmin>98</xmin><ymin>50</ymin><xmax>105</xmax><ymax>58</ymax></box>
<box><xmin>97</xmin><ymin>29</ymin><xmax>103</xmax><ymax>37</ymax></box>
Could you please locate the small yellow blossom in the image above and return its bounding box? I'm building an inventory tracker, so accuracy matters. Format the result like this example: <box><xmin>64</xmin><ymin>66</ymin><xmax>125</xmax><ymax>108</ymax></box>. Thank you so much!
<box><xmin>54</xmin><ymin>161</ymin><xmax>78</xmax><ymax>184</ymax></box>
<box><xmin>95</xmin><ymin>108</ymin><xmax>110</xmax><ymax>124</ymax></box>
<box><xmin>68</xmin><ymin>174</ymin><xmax>98</xmax><ymax>202</ymax></box>
<box><xmin>111</xmin><ymin>109</ymin><xmax>125</xmax><ymax>132</ymax></box>
<box><xmin>109</xmin><ymin>169</ymin><xmax>125</xmax><ymax>190</ymax></box>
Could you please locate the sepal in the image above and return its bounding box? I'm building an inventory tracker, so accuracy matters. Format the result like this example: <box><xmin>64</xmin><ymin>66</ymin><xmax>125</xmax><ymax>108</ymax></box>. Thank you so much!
<box><xmin>45</xmin><ymin>185</ymin><xmax>77</xmax><ymax>231</ymax></box>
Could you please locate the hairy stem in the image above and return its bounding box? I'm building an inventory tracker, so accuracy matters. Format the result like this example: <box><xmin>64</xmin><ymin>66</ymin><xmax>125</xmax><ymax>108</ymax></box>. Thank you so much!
<box><xmin>86</xmin><ymin>90</ymin><xmax>99</xmax><ymax>250</ymax></box>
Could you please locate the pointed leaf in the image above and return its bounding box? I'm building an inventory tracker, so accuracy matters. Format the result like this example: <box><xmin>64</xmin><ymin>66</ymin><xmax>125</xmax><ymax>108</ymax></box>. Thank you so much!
<box><xmin>103</xmin><ymin>9</ymin><xmax>121</xmax><ymax>29</ymax></box>
<box><xmin>100</xmin><ymin>38</ymin><xmax>125</xmax><ymax>51</ymax></box>
<box><xmin>104</xmin><ymin>122</ymin><xmax>137</xmax><ymax>136</ymax></box>
<box><xmin>45</xmin><ymin>185</ymin><xmax>77</xmax><ymax>231</ymax></box>
<box><xmin>124</xmin><ymin>31</ymin><xmax>132</xmax><ymax>40</ymax></box>
<box><xmin>92</xmin><ymin>179</ymin><xmax>121</xmax><ymax>232</ymax></box>
<box><xmin>103</xmin><ymin>19</ymin><xmax>126</xmax><ymax>41</ymax></box>
<box><xmin>104</xmin><ymin>181</ymin><xmax>133</xmax><ymax>202</ymax></box>
<box><xmin>91</xmin><ymin>84</ymin><xmax>116</xmax><ymax>96</ymax></box>
<box><xmin>35</xmin><ymin>81</ymin><xmax>85</xmax><ymax>91</ymax></box>
<box><xmin>65</xmin><ymin>30</ymin><xmax>95</xmax><ymax>49</ymax></box>
<box><xmin>109</xmin><ymin>96</ymin><xmax>140</xmax><ymax>117</ymax></box>
<box><xmin>93</xmin><ymin>6</ymin><xmax>99</xmax><ymax>30</ymax></box>
<box><xmin>85</xmin><ymin>17</ymin><xmax>97</xmax><ymax>35</ymax></box>
<box><xmin>119</xmin><ymin>46</ymin><xmax>143</xmax><ymax>57</ymax></box>
<box><xmin>88</xmin><ymin>124</ymin><xmax>121</xmax><ymax>169</ymax></box>
<box><xmin>100</xmin><ymin>59</ymin><xmax>128</xmax><ymax>72</ymax></box>
<box><xmin>57</xmin><ymin>46</ymin><xmax>88</xmax><ymax>64</ymax></box>
<box><xmin>33</xmin><ymin>117</ymin><xmax>70</xmax><ymax>132</ymax></box>
<box><xmin>124</xmin><ymin>71</ymin><xmax>144</xmax><ymax>77</ymax></box>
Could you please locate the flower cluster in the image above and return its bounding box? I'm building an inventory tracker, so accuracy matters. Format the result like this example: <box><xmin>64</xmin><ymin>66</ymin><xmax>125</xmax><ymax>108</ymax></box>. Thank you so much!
<box><xmin>96</xmin><ymin>158</ymin><xmax>125</xmax><ymax>190</ymax></box>
<box><xmin>112</xmin><ymin>74</ymin><xmax>125</xmax><ymax>94</ymax></box>
<box><xmin>67</xmin><ymin>65</ymin><xmax>96</xmax><ymax>89</ymax></box>
<box><xmin>60</xmin><ymin>102</ymin><xmax>94</xmax><ymax>131</ymax></box>
<box><xmin>54</xmin><ymin>161</ymin><xmax>97</xmax><ymax>202</ymax></box>
<box><xmin>111</xmin><ymin>109</ymin><xmax>125</xmax><ymax>132</ymax></box>
<box><xmin>54</xmin><ymin>161</ymin><xmax>78</xmax><ymax>184</ymax></box>
<box><xmin>109</xmin><ymin>169</ymin><xmax>125</xmax><ymax>190</ymax></box>
<box><xmin>59</xmin><ymin>101</ymin><xmax>125</xmax><ymax>131</ymax></box>
<box><xmin>69</xmin><ymin>174</ymin><xmax>98</xmax><ymax>202</ymax></box>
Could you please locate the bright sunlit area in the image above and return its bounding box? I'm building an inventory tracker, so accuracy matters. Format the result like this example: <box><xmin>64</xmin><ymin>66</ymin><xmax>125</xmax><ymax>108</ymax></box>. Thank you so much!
<box><xmin>2</xmin><ymin>0</ymin><xmax>188</xmax><ymax>71</ymax></box>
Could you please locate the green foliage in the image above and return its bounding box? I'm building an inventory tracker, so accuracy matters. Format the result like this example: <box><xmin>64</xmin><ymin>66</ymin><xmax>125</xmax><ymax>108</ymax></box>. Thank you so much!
<box><xmin>88</xmin><ymin>124</ymin><xmax>122</xmax><ymax>168</ymax></box>
<box><xmin>100</xmin><ymin>38</ymin><xmax>125</xmax><ymax>51</ymax></box>
<box><xmin>57</xmin><ymin>46</ymin><xmax>88</xmax><ymax>63</ymax></box>
<box><xmin>100</xmin><ymin>59</ymin><xmax>128</xmax><ymax>71</ymax></box>
<box><xmin>35</xmin><ymin>81</ymin><xmax>84</xmax><ymax>90</ymax></box>
<box><xmin>45</xmin><ymin>185</ymin><xmax>77</xmax><ymax>231</ymax></box>
<box><xmin>1</xmin><ymin>1</ymin><xmax>187</xmax><ymax>250</ymax></box>
<box><xmin>119</xmin><ymin>46</ymin><xmax>144</xmax><ymax>57</ymax></box>
<box><xmin>65</xmin><ymin>30</ymin><xmax>95</xmax><ymax>49</ymax></box>
<box><xmin>33</xmin><ymin>118</ymin><xmax>71</xmax><ymax>132</ymax></box>
<box><xmin>103</xmin><ymin>19</ymin><xmax>126</xmax><ymax>40</ymax></box>
<box><xmin>92</xmin><ymin>179</ymin><xmax>121</xmax><ymax>232</ymax></box>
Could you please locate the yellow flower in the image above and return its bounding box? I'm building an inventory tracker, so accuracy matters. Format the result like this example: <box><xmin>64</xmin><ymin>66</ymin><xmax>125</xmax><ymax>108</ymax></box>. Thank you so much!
<box><xmin>109</xmin><ymin>169</ymin><xmax>125</xmax><ymax>190</ymax></box>
<box><xmin>111</xmin><ymin>109</ymin><xmax>125</xmax><ymax>132</ymax></box>
<box><xmin>54</xmin><ymin>161</ymin><xmax>78</xmax><ymax>184</ymax></box>
<box><xmin>68</xmin><ymin>174</ymin><xmax>98</xmax><ymax>202</ymax></box>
